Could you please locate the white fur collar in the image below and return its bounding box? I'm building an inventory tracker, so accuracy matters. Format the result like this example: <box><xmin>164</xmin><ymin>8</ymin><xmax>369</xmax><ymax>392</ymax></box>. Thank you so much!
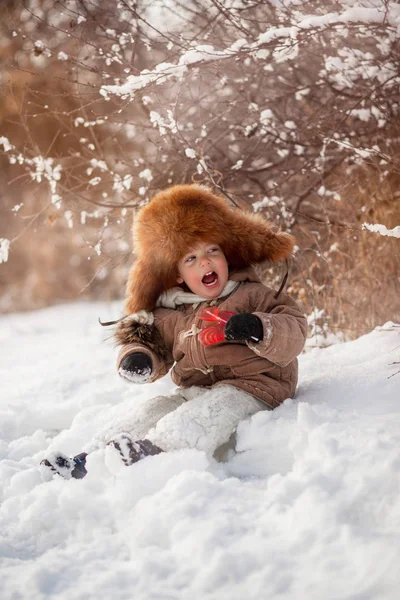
<box><xmin>156</xmin><ymin>280</ymin><xmax>239</xmax><ymax>309</ymax></box>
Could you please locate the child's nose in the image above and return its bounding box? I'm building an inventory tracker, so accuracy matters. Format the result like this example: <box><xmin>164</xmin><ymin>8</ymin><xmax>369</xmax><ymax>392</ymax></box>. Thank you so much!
<box><xmin>200</xmin><ymin>254</ymin><xmax>211</xmax><ymax>266</ymax></box>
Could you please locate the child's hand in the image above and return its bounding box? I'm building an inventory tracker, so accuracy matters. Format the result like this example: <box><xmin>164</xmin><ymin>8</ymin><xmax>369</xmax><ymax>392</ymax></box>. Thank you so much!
<box><xmin>119</xmin><ymin>352</ymin><xmax>152</xmax><ymax>383</ymax></box>
<box><xmin>225</xmin><ymin>313</ymin><xmax>263</xmax><ymax>343</ymax></box>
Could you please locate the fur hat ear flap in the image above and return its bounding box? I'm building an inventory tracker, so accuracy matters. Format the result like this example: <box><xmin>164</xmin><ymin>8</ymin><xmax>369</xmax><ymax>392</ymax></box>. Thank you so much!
<box><xmin>266</xmin><ymin>231</ymin><xmax>294</xmax><ymax>262</ymax></box>
<box><xmin>223</xmin><ymin>212</ymin><xmax>294</xmax><ymax>268</ymax></box>
<box><xmin>124</xmin><ymin>257</ymin><xmax>178</xmax><ymax>314</ymax></box>
<box><xmin>124</xmin><ymin>259</ymin><xmax>152</xmax><ymax>315</ymax></box>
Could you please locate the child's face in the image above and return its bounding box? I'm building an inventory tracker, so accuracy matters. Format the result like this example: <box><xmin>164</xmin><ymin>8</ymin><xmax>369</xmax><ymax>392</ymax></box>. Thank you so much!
<box><xmin>177</xmin><ymin>242</ymin><xmax>229</xmax><ymax>299</ymax></box>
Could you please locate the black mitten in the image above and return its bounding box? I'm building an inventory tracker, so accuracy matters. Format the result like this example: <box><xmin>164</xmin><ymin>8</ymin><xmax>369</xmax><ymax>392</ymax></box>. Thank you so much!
<box><xmin>225</xmin><ymin>313</ymin><xmax>264</xmax><ymax>342</ymax></box>
<box><xmin>119</xmin><ymin>352</ymin><xmax>153</xmax><ymax>382</ymax></box>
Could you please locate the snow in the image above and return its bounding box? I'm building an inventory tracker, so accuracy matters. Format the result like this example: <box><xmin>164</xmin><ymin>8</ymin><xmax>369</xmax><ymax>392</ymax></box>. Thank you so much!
<box><xmin>363</xmin><ymin>222</ymin><xmax>400</xmax><ymax>238</ymax></box>
<box><xmin>118</xmin><ymin>367</ymin><xmax>151</xmax><ymax>384</ymax></box>
<box><xmin>1</xmin><ymin>303</ymin><xmax>400</xmax><ymax>599</ymax></box>
<box><xmin>149</xmin><ymin>110</ymin><xmax>178</xmax><ymax>136</ymax></box>
<box><xmin>64</xmin><ymin>211</ymin><xmax>73</xmax><ymax>229</ymax></box>
<box><xmin>0</xmin><ymin>136</ymin><xmax>12</xmax><ymax>152</ymax></box>
<box><xmin>0</xmin><ymin>238</ymin><xmax>10</xmax><ymax>263</ymax></box>
<box><xmin>138</xmin><ymin>169</ymin><xmax>153</xmax><ymax>182</ymax></box>
<box><xmin>231</xmin><ymin>159</ymin><xmax>243</xmax><ymax>171</ymax></box>
<box><xmin>112</xmin><ymin>173</ymin><xmax>133</xmax><ymax>193</ymax></box>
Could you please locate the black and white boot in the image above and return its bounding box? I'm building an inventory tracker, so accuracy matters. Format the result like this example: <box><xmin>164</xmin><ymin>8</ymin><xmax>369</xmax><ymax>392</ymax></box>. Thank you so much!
<box><xmin>40</xmin><ymin>451</ymin><xmax>88</xmax><ymax>480</ymax></box>
<box><xmin>105</xmin><ymin>433</ymin><xmax>163</xmax><ymax>474</ymax></box>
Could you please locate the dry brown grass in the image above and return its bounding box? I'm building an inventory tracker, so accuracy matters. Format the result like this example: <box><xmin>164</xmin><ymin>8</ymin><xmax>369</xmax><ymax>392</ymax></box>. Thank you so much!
<box><xmin>285</xmin><ymin>165</ymin><xmax>400</xmax><ymax>338</ymax></box>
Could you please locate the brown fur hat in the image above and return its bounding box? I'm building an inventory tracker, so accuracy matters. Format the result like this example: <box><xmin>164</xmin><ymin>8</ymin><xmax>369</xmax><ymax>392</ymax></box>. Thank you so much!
<box><xmin>124</xmin><ymin>184</ymin><xmax>294</xmax><ymax>314</ymax></box>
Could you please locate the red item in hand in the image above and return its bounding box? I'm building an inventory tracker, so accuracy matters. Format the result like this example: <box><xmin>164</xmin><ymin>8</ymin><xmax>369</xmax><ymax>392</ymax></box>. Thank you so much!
<box><xmin>198</xmin><ymin>307</ymin><xmax>236</xmax><ymax>346</ymax></box>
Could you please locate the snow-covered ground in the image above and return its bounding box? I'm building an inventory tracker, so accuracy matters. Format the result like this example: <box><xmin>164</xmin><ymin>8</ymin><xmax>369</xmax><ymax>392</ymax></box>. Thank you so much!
<box><xmin>1</xmin><ymin>302</ymin><xmax>399</xmax><ymax>600</ymax></box>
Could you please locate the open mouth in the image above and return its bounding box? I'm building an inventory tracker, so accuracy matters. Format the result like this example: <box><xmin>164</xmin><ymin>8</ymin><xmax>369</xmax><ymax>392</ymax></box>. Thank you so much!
<box><xmin>202</xmin><ymin>270</ymin><xmax>219</xmax><ymax>287</ymax></box>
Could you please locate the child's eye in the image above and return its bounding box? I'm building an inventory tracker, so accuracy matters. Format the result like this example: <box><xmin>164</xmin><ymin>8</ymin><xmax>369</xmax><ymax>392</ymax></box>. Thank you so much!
<box><xmin>185</xmin><ymin>255</ymin><xmax>195</xmax><ymax>263</ymax></box>
<box><xmin>208</xmin><ymin>247</ymin><xmax>218</xmax><ymax>253</ymax></box>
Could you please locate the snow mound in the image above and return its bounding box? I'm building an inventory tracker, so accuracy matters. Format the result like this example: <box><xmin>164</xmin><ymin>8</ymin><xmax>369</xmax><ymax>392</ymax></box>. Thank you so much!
<box><xmin>1</xmin><ymin>304</ymin><xmax>399</xmax><ymax>599</ymax></box>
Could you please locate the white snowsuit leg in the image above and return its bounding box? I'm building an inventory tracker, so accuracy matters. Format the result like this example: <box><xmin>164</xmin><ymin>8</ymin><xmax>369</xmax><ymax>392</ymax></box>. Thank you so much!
<box><xmin>146</xmin><ymin>384</ymin><xmax>265</xmax><ymax>455</ymax></box>
<box><xmin>85</xmin><ymin>388</ymin><xmax>203</xmax><ymax>453</ymax></box>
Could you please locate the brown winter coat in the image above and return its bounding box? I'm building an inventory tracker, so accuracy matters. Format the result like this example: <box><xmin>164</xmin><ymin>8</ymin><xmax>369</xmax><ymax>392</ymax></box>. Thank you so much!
<box><xmin>116</xmin><ymin>267</ymin><xmax>307</xmax><ymax>409</ymax></box>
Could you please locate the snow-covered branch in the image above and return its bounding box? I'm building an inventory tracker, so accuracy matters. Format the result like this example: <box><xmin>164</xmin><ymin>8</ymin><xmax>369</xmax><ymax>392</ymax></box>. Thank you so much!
<box><xmin>101</xmin><ymin>5</ymin><xmax>397</xmax><ymax>99</ymax></box>
<box><xmin>363</xmin><ymin>223</ymin><xmax>400</xmax><ymax>238</ymax></box>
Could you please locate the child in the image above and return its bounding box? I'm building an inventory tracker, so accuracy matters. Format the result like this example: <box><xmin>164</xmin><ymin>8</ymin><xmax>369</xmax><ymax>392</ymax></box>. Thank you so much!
<box><xmin>41</xmin><ymin>184</ymin><xmax>307</xmax><ymax>479</ymax></box>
